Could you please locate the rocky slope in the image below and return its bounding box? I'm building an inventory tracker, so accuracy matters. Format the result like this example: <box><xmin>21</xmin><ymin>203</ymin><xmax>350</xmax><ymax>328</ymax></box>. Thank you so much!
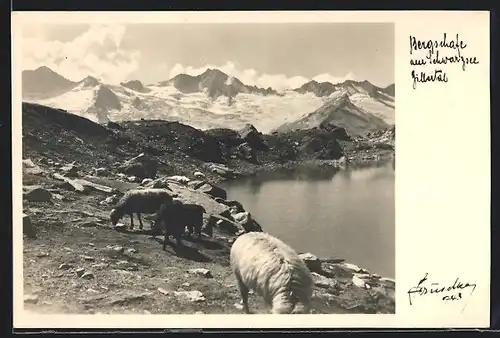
<box><xmin>21</xmin><ymin>66</ymin><xmax>395</xmax><ymax>134</ymax></box>
<box><xmin>274</xmin><ymin>91</ymin><xmax>391</xmax><ymax>137</ymax></box>
<box><xmin>21</xmin><ymin>102</ymin><xmax>395</xmax><ymax>315</ymax></box>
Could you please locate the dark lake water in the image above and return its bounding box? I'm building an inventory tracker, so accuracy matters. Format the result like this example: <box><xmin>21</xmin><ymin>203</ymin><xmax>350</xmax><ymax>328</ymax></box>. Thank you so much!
<box><xmin>220</xmin><ymin>161</ymin><xmax>395</xmax><ymax>278</ymax></box>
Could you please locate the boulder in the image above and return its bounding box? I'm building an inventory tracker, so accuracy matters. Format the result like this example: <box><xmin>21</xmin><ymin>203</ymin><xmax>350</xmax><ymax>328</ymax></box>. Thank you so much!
<box><xmin>193</xmin><ymin>171</ymin><xmax>205</xmax><ymax>179</ymax></box>
<box><xmin>94</xmin><ymin>167</ymin><xmax>110</xmax><ymax>176</ymax></box>
<box><xmin>218</xmin><ymin>199</ymin><xmax>245</xmax><ymax>213</ymax></box>
<box><xmin>238</xmin><ymin>124</ymin><xmax>267</xmax><ymax>150</ymax></box>
<box><xmin>311</xmin><ymin>272</ymin><xmax>337</xmax><ymax>289</ymax></box>
<box><xmin>118</xmin><ymin>153</ymin><xmax>157</xmax><ymax>179</ymax></box>
<box><xmin>188</xmin><ymin>180</ymin><xmax>207</xmax><ymax>190</ymax></box>
<box><xmin>141</xmin><ymin>178</ymin><xmax>154</xmax><ymax>186</ymax></box>
<box><xmin>232</xmin><ymin>211</ymin><xmax>262</xmax><ymax>232</ymax></box>
<box><xmin>24</xmin><ymin>186</ymin><xmax>52</xmax><ymax>202</ymax></box>
<box><xmin>195</xmin><ymin>183</ymin><xmax>227</xmax><ymax>200</ymax></box>
<box><xmin>235</xmin><ymin>142</ymin><xmax>257</xmax><ymax>162</ymax></box>
<box><xmin>166</xmin><ymin>175</ymin><xmax>190</xmax><ymax>185</ymax></box>
<box><xmin>23</xmin><ymin>214</ymin><xmax>36</xmax><ymax>238</ymax></box>
<box><xmin>299</xmin><ymin>253</ymin><xmax>322</xmax><ymax>273</ymax></box>
<box><xmin>60</xmin><ymin>164</ymin><xmax>79</xmax><ymax>177</ymax></box>
<box><xmin>22</xmin><ymin>159</ymin><xmax>44</xmax><ymax>175</ymax></box>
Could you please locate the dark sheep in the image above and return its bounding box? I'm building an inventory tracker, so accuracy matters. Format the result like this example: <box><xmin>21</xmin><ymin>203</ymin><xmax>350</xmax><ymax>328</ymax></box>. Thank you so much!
<box><xmin>109</xmin><ymin>188</ymin><xmax>175</xmax><ymax>230</ymax></box>
<box><xmin>151</xmin><ymin>199</ymin><xmax>206</xmax><ymax>250</ymax></box>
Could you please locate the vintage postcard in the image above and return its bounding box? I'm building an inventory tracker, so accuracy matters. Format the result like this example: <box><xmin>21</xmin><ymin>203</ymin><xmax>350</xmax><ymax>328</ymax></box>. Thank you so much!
<box><xmin>12</xmin><ymin>11</ymin><xmax>490</xmax><ymax>329</ymax></box>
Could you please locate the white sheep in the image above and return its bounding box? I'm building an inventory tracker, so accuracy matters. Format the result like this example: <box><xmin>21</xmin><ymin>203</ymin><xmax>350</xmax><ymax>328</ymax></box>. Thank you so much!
<box><xmin>110</xmin><ymin>188</ymin><xmax>176</xmax><ymax>230</ymax></box>
<box><xmin>230</xmin><ymin>232</ymin><xmax>314</xmax><ymax>314</ymax></box>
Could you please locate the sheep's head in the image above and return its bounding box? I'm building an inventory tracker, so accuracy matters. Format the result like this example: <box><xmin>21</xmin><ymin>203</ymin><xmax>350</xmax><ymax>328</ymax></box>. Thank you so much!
<box><xmin>110</xmin><ymin>208</ymin><xmax>121</xmax><ymax>226</ymax></box>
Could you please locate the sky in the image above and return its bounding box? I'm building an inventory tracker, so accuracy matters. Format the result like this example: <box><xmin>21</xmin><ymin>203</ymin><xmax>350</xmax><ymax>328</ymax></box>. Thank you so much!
<box><xmin>21</xmin><ymin>23</ymin><xmax>394</xmax><ymax>90</ymax></box>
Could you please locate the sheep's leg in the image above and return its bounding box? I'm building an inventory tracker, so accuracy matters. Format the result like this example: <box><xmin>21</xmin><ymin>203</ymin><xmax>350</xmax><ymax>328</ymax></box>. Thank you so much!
<box><xmin>235</xmin><ymin>274</ymin><xmax>250</xmax><ymax>314</ymax></box>
<box><xmin>137</xmin><ymin>213</ymin><xmax>144</xmax><ymax>230</ymax></box>
<box><xmin>129</xmin><ymin>214</ymin><xmax>135</xmax><ymax>229</ymax></box>
<box><xmin>162</xmin><ymin>230</ymin><xmax>169</xmax><ymax>251</ymax></box>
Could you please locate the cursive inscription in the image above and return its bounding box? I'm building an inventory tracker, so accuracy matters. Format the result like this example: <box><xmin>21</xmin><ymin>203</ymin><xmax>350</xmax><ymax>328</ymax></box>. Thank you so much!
<box><xmin>407</xmin><ymin>273</ymin><xmax>477</xmax><ymax>306</ymax></box>
<box><xmin>409</xmin><ymin>33</ymin><xmax>480</xmax><ymax>89</ymax></box>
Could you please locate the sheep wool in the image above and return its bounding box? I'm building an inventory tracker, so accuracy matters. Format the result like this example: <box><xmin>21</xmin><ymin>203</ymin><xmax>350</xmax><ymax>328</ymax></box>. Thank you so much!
<box><xmin>230</xmin><ymin>232</ymin><xmax>314</xmax><ymax>314</ymax></box>
<box><xmin>110</xmin><ymin>188</ymin><xmax>174</xmax><ymax>229</ymax></box>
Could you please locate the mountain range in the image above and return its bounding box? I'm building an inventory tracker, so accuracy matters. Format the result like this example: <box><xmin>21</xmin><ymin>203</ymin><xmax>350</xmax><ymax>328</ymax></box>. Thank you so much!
<box><xmin>21</xmin><ymin>66</ymin><xmax>395</xmax><ymax>136</ymax></box>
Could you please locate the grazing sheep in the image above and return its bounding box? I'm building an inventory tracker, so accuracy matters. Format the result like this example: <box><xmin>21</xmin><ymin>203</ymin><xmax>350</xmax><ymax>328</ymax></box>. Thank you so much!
<box><xmin>110</xmin><ymin>188</ymin><xmax>175</xmax><ymax>230</ymax></box>
<box><xmin>179</xmin><ymin>203</ymin><xmax>206</xmax><ymax>238</ymax></box>
<box><xmin>230</xmin><ymin>232</ymin><xmax>314</xmax><ymax>314</ymax></box>
<box><xmin>151</xmin><ymin>199</ymin><xmax>200</xmax><ymax>250</ymax></box>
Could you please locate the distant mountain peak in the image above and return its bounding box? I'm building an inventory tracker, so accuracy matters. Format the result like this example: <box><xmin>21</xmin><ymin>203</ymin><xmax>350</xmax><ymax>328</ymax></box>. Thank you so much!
<box><xmin>161</xmin><ymin>68</ymin><xmax>277</xmax><ymax>99</ymax></box>
<box><xmin>34</xmin><ymin>65</ymin><xmax>55</xmax><ymax>73</ymax></box>
<box><xmin>121</xmin><ymin>79</ymin><xmax>150</xmax><ymax>93</ymax></box>
<box><xmin>22</xmin><ymin>65</ymin><xmax>78</xmax><ymax>99</ymax></box>
<box><xmin>80</xmin><ymin>75</ymin><xmax>100</xmax><ymax>88</ymax></box>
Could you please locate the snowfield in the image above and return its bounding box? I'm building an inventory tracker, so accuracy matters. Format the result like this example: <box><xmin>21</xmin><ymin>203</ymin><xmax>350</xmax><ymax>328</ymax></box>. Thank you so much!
<box><xmin>26</xmin><ymin>83</ymin><xmax>329</xmax><ymax>133</ymax></box>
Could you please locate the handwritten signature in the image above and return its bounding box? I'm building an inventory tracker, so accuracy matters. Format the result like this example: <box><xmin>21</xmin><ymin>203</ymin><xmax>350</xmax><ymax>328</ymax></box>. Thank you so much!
<box><xmin>407</xmin><ymin>273</ymin><xmax>476</xmax><ymax>306</ymax></box>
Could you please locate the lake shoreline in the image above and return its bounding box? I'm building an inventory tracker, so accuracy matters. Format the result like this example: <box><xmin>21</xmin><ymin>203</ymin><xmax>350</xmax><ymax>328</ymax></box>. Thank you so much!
<box><xmin>217</xmin><ymin>158</ymin><xmax>395</xmax><ymax>280</ymax></box>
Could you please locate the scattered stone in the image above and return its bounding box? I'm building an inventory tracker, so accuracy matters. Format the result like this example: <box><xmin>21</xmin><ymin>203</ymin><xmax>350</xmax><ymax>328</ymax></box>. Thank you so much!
<box><xmin>106</xmin><ymin>245</ymin><xmax>124</xmax><ymax>254</ymax></box>
<box><xmin>81</xmin><ymin>255</ymin><xmax>95</xmax><ymax>261</ymax></box>
<box><xmin>61</xmin><ymin>164</ymin><xmax>79</xmax><ymax>177</ymax></box>
<box><xmin>119</xmin><ymin>153</ymin><xmax>157</xmax><ymax>179</ymax></box>
<box><xmin>311</xmin><ymin>272</ymin><xmax>337</xmax><ymax>289</ymax></box>
<box><xmin>23</xmin><ymin>213</ymin><xmax>36</xmax><ymax>238</ymax></box>
<box><xmin>116</xmin><ymin>260</ymin><xmax>129</xmax><ymax>267</ymax></box>
<box><xmin>52</xmin><ymin>173</ymin><xmax>87</xmax><ymax>192</ymax></box>
<box><xmin>141</xmin><ymin>178</ymin><xmax>153</xmax><ymax>186</ymax></box>
<box><xmin>101</xmin><ymin>195</ymin><xmax>119</xmax><ymax>205</ymax></box>
<box><xmin>126</xmin><ymin>248</ymin><xmax>138</xmax><ymax>254</ymax></box>
<box><xmin>195</xmin><ymin>183</ymin><xmax>227</xmax><ymax>200</ymax></box>
<box><xmin>88</xmin><ymin>243</ymin><xmax>95</xmax><ymax>247</ymax></box>
<box><xmin>166</xmin><ymin>175</ymin><xmax>191</xmax><ymax>185</ymax></box>
<box><xmin>231</xmin><ymin>212</ymin><xmax>262</xmax><ymax>232</ymax></box>
<box><xmin>128</xmin><ymin>176</ymin><xmax>138</xmax><ymax>182</ymax></box>
<box><xmin>157</xmin><ymin>287</ymin><xmax>170</xmax><ymax>296</ymax></box>
<box><xmin>193</xmin><ymin>171</ymin><xmax>205</xmax><ymax>179</ymax></box>
<box><xmin>91</xmin><ymin>263</ymin><xmax>108</xmax><ymax>269</ymax></box>
<box><xmin>182</xmin><ymin>282</ymin><xmax>191</xmax><ymax>287</ymax></box>
<box><xmin>81</xmin><ymin>272</ymin><xmax>95</xmax><ymax>279</ymax></box>
<box><xmin>188</xmin><ymin>268</ymin><xmax>213</xmax><ymax>278</ymax></box>
<box><xmin>187</xmin><ymin>180</ymin><xmax>207</xmax><ymax>190</ymax></box>
<box><xmin>24</xmin><ymin>186</ymin><xmax>52</xmax><ymax>202</ymax></box>
<box><xmin>352</xmin><ymin>275</ymin><xmax>366</xmax><ymax>288</ymax></box>
<box><xmin>58</xmin><ymin>263</ymin><xmax>73</xmax><ymax>270</ymax></box>
<box><xmin>174</xmin><ymin>290</ymin><xmax>205</xmax><ymax>302</ymax></box>
<box><xmin>106</xmin><ymin>293</ymin><xmax>149</xmax><ymax>306</ymax></box>
<box><xmin>94</xmin><ymin>167</ymin><xmax>110</xmax><ymax>176</ymax></box>
<box><xmin>80</xmin><ymin>221</ymin><xmax>97</xmax><ymax>228</ymax></box>
<box><xmin>36</xmin><ymin>252</ymin><xmax>49</xmax><ymax>258</ymax></box>
<box><xmin>195</xmin><ymin>311</ymin><xmax>204</xmax><ymax>314</ymax></box>
<box><xmin>299</xmin><ymin>253</ymin><xmax>322</xmax><ymax>273</ymax></box>
<box><xmin>23</xmin><ymin>159</ymin><xmax>44</xmax><ymax>175</ymax></box>
<box><xmin>24</xmin><ymin>294</ymin><xmax>39</xmax><ymax>304</ymax></box>
<box><xmin>114</xmin><ymin>223</ymin><xmax>126</xmax><ymax>230</ymax></box>
<box><xmin>234</xmin><ymin>303</ymin><xmax>243</xmax><ymax>310</ymax></box>
<box><xmin>343</xmin><ymin>263</ymin><xmax>364</xmax><ymax>273</ymax></box>
<box><xmin>76</xmin><ymin>268</ymin><xmax>85</xmax><ymax>277</ymax></box>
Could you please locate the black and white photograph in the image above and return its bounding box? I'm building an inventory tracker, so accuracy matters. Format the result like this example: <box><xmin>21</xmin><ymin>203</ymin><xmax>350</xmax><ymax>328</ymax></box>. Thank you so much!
<box><xmin>13</xmin><ymin>10</ymin><xmax>491</xmax><ymax>329</ymax></box>
<box><xmin>19</xmin><ymin>21</ymin><xmax>396</xmax><ymax>316</ymax></box>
